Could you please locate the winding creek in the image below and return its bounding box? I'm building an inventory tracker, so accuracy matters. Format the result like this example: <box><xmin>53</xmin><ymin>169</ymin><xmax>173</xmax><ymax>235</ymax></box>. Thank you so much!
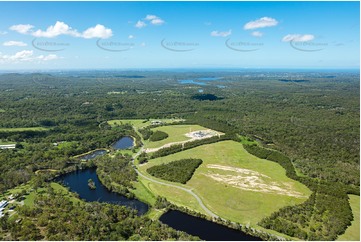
<box><xmin>56</xmin><ymin>168</ymin><xmax>149</xmax><ymax>215</ymax></box>
<box><xmin>160</xmin><ymin>210</ymin><xmax>261</xmax><ymax>241</ymax></box>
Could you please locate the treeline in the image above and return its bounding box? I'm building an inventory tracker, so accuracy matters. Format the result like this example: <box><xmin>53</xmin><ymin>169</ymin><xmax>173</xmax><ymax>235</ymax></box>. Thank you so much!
<box><xmin>243</xmin><ymin>144</ymin><xmax>297</xmax><ymax>179</ymax></box>
<box><xmin>0</xmin><ymin>130</ymin><xmax>49</xmax><ymax>140</ymax></box>
<box><xmin>139</xmin><ymin>128</ymin><xmax>169</xmax><ymax>142</ymax></box>
<box><xmin>139</xmin><ymin>127</ymin><xmax>152</xmax><ymax>140</ymax></box>
<box><xmin>259</xmin><ymin>187</ymin><xmax>353</xmax><ymax>240</ymax></box>
<box><xmin>182</xmin><ymin>116</ymin><xmax>238</xmax><ymax>134</ymax></box>
<box><xmin>147</xmin><ymin>159</ymin><xmax>202</xmax><ymax>184</ymax></box>
<box><xmin>150</xmin><ymin>133</ymin><xmax>236</xmax><ymax>159</ymax></box>
<box><xmin>244</xmin><ymin>143</ymin><xmax>355</xmax><ymax>240</ymax></box>
<box><xmin>149</xmin><ymin>131</ymin><xmax>168</xmax><ymax>142</ymax></box>
<box><xmin>0</xmin><ymin>187</ymin><xmax>199</xmax><ymax>241</ymax></box>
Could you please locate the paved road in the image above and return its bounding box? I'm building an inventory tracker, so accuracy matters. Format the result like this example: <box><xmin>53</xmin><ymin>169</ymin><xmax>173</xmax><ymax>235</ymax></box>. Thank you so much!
<box><xmin>132</xmin><ymin>147</ymin><xmax>218</xmax><ymax>218</ymax></box>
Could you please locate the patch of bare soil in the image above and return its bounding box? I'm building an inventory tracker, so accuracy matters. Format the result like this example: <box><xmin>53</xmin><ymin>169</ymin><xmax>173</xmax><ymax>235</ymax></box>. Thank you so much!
<box><xmin>203</xmin><ymin>164</ymin><xmax>307</xmax><ymax>198</ymax></box>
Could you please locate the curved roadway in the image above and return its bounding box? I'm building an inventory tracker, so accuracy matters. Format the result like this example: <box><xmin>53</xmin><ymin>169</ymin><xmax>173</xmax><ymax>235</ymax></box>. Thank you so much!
<box><xmin>132</xmin><ymin>147</ymin><xmax>218</xmax><ymax>219</ymax></box>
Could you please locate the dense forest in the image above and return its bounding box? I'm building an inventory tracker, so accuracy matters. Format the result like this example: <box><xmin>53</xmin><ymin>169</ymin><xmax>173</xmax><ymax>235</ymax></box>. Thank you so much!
<box><xmin>147</xmin><ymin>159</ymin><xmax>203</xmax><ymax>184</ymax></box>
<box><xmin>0</xmin><ymin>186</ymin><xmax>198</xmax><ymax>240</ymax></box>
<box><xmin>244</xmin><ymin>143</ymin><xmax>355</xmax><ymax>240</ymax></box>
<box><xmin>0</xmin><ymin>70</ymin><xmax>359</xmax><ymax>240</ymax></box>
<box><xmin>149</xmin><ymin>131</ymin><xmax>169</xmax><ymax>142</ymax></box>
<box><xmin>96</xmin><ymin>154</ymin><xmax>137</xmax><ymax>198</ymax></box>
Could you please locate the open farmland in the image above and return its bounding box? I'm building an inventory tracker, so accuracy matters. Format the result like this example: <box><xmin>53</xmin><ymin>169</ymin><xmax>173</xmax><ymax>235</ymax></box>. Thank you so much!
<box><xmin>139</xmin><ymin>140</ymin><xmax>311</xmax><ymax>227</ymax></box>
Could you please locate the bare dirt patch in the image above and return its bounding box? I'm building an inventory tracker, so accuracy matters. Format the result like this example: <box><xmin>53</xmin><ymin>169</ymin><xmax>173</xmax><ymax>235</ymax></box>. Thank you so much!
<box><xmin>203</xmin><ymin>164</ymin><xmax>307</xmax><ymax>198</ymax></box>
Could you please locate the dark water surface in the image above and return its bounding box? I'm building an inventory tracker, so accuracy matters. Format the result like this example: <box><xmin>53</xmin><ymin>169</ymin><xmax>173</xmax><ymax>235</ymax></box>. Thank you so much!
<box><xmin>112</xmin><ymin>136</ymin><xmax>134</xmax><ymax>150</ymax></box>
<box><xmin>78</xmin><ymin>149</ymin><xmax>107</xmax><ymax>160</ymax></box>
<box><xmin>56</xmin><ymin>168</ymin><xmax>148</xmax><ymax>215</ymax></box>
<box><xmin>160</xmin><ymin>210</ymin><xmax>261</xmax><ymax>241</ymax></box>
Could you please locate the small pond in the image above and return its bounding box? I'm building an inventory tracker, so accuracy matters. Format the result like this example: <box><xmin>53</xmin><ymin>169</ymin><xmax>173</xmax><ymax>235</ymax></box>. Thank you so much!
<box><xmin>112</xmin><ymin>136</ymin><xmax>134</xmax><ymax>150</ymax></box>
<box><xmin>160</xmin><ymin>210</ymin><xmax>261</xmax><ymax>241</ymax></box>
<box><xmin>56</xmin><ymin>168</ymin><xmax>148</xmax><ymax>215</ymax></box>
<box><xmin>78</xmin><ymin>149</ymin><xmax>107</xmax><ymax>160</ymax></box>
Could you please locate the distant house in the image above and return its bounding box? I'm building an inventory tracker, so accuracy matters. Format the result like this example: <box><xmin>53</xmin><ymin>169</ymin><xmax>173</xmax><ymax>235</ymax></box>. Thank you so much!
<box><xmin>0</xmin><ymin>200</ymin><xmax>8</xmax><ymax>209</ymax></box>
<box><xmin>0</xmin><ymin>144</ymin><xmax>16</xmax><ymax>149</ymax></box>
<box><xmin>151</xmin><ymin>120</ymin><xmax>164</xmax><ymax>125</ymax></box>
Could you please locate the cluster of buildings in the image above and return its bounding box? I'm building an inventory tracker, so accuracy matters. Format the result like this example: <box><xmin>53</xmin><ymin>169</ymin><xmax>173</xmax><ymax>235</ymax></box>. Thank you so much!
<box><xmin>151</xmin><ymin>120</ymin><xmax>164</xmax><ymax>125</ymax></box>
<box><xmin>193</xmin><ymin>131</ymin><xmax>209</xmax><ymax>138</ymax></box>
<box><xmin>0</xmin><ymin>200</ymin><xmax>8</xmax><ymax>217</ymax></box>
<box><xmin>0</xmin><ymin>144</ymin><xmax>16</xmax><ymax>149</ymax></box>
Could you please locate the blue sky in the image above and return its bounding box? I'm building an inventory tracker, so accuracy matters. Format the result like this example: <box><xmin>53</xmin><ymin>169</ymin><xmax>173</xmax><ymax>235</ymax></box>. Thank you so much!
<box><xmin>0</xmin><ymin>1</ymin><xmax>359</xmax><ymax>70</ymax></box>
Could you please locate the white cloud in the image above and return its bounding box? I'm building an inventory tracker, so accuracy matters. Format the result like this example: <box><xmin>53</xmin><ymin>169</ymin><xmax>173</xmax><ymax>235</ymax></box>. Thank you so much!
<box><xmin>135</xmin><ymin>20</ymin><xmax>147</xmax><ymax>28</ymax></box>
<box><xmin>282</xmin><ymin>34</ymin><xmax>314</xmax><ymax>42</ymax></box>
<box><xmin>140</xmin><ymin>42</ymin><xmax>146</xmax><ymax>47</ymax></box>
<box><xmin>128</xmin><ymin>35</ymin><xmax>134</xmax><ymax>39</ymax></box>
<box><xmin>136</xmin><ymin>15</ymin><xmax>165</xmax><ymax>28</ymax></box>
<box><xmin>37</xmin><ymin>54</ymin><xmax>58</xmax><ymax>61</ymax></box>
<box><xmin>145</xmin><ymin>15</ymin><xmax>158</xmax><ymax>21</ymax></box>
<box><xmin>3</xmin><ymin>41</ymin><xmax>27</xmax><ymax>47</ymax></box>
<box><xmin>210</xmin><ymin>29</ymin><xmax>232</xmax><ymax>37</ymax></box>
<box><xmin>10</xmin><ymin>21</ymin><xmax>112</xmax><ymax>39</ymax></box>
<box><xmin>9</xmin><ymin>24</ymin><xmax>34</xmax><ymax>34</ymax></box>
<box><xmin>251</xmin><ymin>31</ymin><xmax>263</xmax><ymax>37</ymax></box>
<box><xmin>82</xmin><ymin>24</ymin><xmax>112</xmax><ymax>39</ymax></box>
<box><xmin>9</xmin><ymin>50</ymin><xmax>33</xmax><ymax>61</ymax></box>
<box><xmin>0</xmin><ymin>50</ymin><xmax>59</xmax><ymax>63</ymax></box>
<box><xmin>32</xmin><ymin>21</ymin><xmax>80</xmax><ymax>38</ymax></box>
<box><xmin>244</xmin><ymin>17</ymin><xmax>278</xmax><ymax>30</ymax></box>
<box><xmin>145</xmin><ymin>15</ymin><xmax>165</xmax><ymax>25</ymax></box>
<box><xmin>150</xmin><ymin>18</ymin><xmax>165</xmax><ymax>25</ymax></box>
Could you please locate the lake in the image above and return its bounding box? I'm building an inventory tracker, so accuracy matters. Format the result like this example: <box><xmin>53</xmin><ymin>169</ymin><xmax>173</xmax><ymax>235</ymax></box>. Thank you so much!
<box><xmin>112</xmin><ymin>136</ymin><xmax>134</xmax><ymax>150</ymax></box>
<box><xmin>160</xmin><ymin>210</ymin><xmax>261</xmax><ymax>241</ymax></box>
<box><xmin>179</xmin><ymin>79</ymin><xmax>206</xmax><ymax>86</ymax></box>
<box><xmin>78</xmin><ymin>149</ymin><xmax>107</xmax><ymax>160</ymax></box>
<box><xmin>56</xmin><ymin>168</ymin><xmax>148</xmax><ymax>215</ymax></box>
<box><xmin>178</xmin><ymin>77</ymin><xmax>225</xmax><ymax>88</ymax></box>
<box><xmin>197</xmin><ymin>77</ymin><xmax>223</xmax><ymax>81</ymax></box>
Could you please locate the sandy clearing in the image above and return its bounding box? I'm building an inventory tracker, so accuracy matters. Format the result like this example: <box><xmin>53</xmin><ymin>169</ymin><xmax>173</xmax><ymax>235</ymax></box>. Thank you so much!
<box><xmin>207</xmin><ymin>164</ymin><xmax>270</xmax><ymax>178</ymax></box>
<box><xmin>204</xmin><ymin>164</ymin><xmax>307</xmax><ymax>198</ymax></box>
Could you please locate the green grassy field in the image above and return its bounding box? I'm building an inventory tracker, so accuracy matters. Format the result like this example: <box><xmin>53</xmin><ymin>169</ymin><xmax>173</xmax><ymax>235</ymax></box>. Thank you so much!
<box><xmin>137</xmin><ymin>175</ymin><xmax>206</xmax><ymax>213</ymax></box>
<box><xmin>138</xmin><ymin>140</ymin><xmax>311</xmax><ymax>227</ymax></box>
<box><xmin>57</xmin><ymin>141</ymin><xmax>78</xmax><ymax>149</ymax></box>
<box><xmin>0</xmin><ymin>109</ymin><xmax>5</xmax><ymax>113</ymax></box>
<box><xmin>24</xmin><ymin>183</ymin><xmax>83</xmax><ymax>207</ymax></box>
<box><xmin>0</xmin><ymin>140</ymin><xmax>15</xmax><ymax>145</ymax></box>
<box><xmin>145</xmin><ymin>124</ymin><xmax>215</xmax><ymax>149</ymax></box>
<box><xmin>338</xmin><ymin>195</ymin><xmax>360</xmax><ymax>241</ymax></box>
<box><xmin>0</xmin><ymin>127</ymin><xmax>49</xmax><ymax>132</ymax></box>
